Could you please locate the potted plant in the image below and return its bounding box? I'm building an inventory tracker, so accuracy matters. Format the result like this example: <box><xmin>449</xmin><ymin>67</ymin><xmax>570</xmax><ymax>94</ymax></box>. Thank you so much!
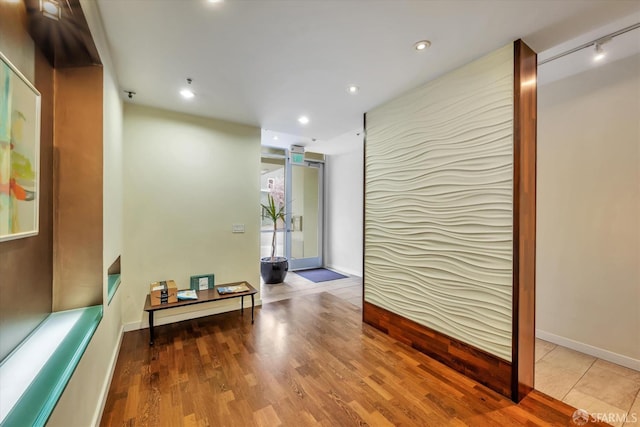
<box><xmin>260</xmin><ymin>182</ymin><xmax>288</xmax><ymax>284</ymax></box>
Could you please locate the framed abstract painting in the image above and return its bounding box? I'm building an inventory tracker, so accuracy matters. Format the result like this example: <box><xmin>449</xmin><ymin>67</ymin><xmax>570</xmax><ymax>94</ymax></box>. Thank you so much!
<box><xmin>0</xmin><ymin>52</ymin><xmax>41</xmax><ymax>242</ymax></box>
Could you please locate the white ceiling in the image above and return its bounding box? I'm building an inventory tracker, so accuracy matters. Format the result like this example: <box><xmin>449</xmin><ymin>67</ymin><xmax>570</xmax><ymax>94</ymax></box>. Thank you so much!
<box><xmin>96</xmin><ymin>0</ymin><xmax>640</xmax><ymax>144</ymax></box>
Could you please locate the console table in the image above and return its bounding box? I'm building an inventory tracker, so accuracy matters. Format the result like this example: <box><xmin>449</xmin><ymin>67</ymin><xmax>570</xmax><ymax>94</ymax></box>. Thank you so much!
<box><xmin>143</xmin><ymin>281</ymin><xmax>257</xmax><ymax>345</ymax></box>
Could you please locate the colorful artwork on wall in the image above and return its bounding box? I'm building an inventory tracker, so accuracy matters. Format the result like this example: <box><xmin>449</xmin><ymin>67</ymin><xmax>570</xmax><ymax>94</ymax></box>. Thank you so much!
<box><xmin>0</xmin><ymin>52</ymin><xmax>41</xmax><ymax>242</ymax></box>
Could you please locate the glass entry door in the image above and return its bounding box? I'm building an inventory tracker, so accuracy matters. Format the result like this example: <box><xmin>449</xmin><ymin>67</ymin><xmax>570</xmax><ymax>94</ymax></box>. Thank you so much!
<box><xmin>260</xmin><ymin>150</ymin><xmax>323</xmax><ymax>271</ymax></box>
<box><xmin>287</xmin><ymin>162</ymin><xmax>323</xmax><ymax>270</ymax></box>
<box><xmin>260</xmin><ymin>156</ymin><xmax>286</xmax><ymax>260</ymax></box>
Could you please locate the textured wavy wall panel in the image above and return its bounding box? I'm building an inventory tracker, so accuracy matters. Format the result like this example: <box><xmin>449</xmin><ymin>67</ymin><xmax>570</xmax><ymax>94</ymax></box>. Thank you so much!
<box><xmin>365</xmin><ymin>45</ymin><xmax>514</xmax><ymax>361</ymax></box>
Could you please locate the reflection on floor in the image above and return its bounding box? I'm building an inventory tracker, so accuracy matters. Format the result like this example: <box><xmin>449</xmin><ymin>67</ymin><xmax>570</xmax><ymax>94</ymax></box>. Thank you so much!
<box><xmin>262</xmin><ymin>271</ymin><xmax>640</xmax><ymax>426</ymax></box>
<box><xmin>260</xmin><ymin>270</ymin><xmax>362</xmax><ymax>307</ymax></box>
<box><xmin>536</xmin><ymin>339</ymin><xmax>640</xmax><ymax>427</ymax></box>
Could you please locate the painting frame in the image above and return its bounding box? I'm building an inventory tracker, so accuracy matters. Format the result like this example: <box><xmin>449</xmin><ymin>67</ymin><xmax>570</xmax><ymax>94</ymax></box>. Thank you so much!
<box><xmin>190</xmin><ymin>274</ymin><xmax>215</xmax><ymax>291</ymax></box>
<box><xmin>0</xmin><ymin>51</ymin><xmax>41</xmax><ymax>242</ymax></box>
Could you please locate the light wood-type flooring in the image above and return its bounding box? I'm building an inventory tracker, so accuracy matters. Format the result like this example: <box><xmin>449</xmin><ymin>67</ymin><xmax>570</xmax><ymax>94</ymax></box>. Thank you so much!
<box><xmin>101</xmin><ymin>275</ymin><xmax>610</xmax><ymax>426</ymax></box>
<box><xmin>265</xmin><ymin>272</ymin><xmax>640</xmax><ymax>427</ymax></box>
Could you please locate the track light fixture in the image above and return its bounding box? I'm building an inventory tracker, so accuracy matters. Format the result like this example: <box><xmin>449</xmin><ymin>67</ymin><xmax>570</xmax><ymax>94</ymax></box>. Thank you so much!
<box><xmin>593</xmin><ymin>42</ymin><xmax>606</xmax><ymax>61</ymax></box>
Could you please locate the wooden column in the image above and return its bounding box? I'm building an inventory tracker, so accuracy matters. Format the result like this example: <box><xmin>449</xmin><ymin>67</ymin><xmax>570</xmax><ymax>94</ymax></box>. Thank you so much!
<box><xmin>511</xmin><ymin>39</ymin><xmax>537</xmax><ymax>402</ymax></box>
<box><xmin>53</xmin><ymin>66</ymin><xmax>103</xmax><ymax>311</ymax></box>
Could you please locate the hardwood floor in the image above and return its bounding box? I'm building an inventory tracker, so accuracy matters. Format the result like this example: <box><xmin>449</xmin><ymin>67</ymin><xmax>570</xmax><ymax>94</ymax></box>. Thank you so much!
<box><xmin>101</xmin><ymin>293</ymin><xmax>607</xmax><ymax>426</ymax></box>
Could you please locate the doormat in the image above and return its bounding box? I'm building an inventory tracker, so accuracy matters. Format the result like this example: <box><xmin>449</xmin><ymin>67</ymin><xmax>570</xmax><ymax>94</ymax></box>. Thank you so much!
<box><xmin>296</xmin><ymin>268</ymin><xmax>348</xmax><ymax>283</ymax></box>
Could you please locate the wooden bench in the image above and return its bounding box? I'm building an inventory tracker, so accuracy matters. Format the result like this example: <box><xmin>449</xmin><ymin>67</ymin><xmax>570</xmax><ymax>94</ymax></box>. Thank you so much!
<box><xmin>143</xmin><ymin>281</ymin><xmax>257</xmax><ymax>345</ymax></box>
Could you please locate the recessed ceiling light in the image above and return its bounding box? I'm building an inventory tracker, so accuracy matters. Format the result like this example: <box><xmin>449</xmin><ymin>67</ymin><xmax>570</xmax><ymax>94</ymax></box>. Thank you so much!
<box><xmin>298</xmin><ymin>116</ymin><xmax>310</xmax><ymax>125</ymax></box>
<box><xmin>180</xmin><ymin>89</ymin><xmax>195</xmax><ymax>99</ymax></box>
<box><xmin>347</xmin><ymin>85</ymin><xmax>359</xmax><ymax>94</ymax></box>
<box><xmin>273</xmin><ymin>135</ymin><xmax>279</xmax><ymax>141</ymax></box>
<box><xmin>207</xmin><ymin>0</ymin><xmax>224</xmax><ymax>3</ymax></box>
<box><xmin>180</xmin><ymin>78</ymin><xmax>195</xmax><ymax>99</ymax></box>
<box><xmin>414</xmin><ymin>40</ymin><xmax>431</xmax><ymax>51</ymax></box>
<box><xmin>41</xmin><ymin>0</ymin><xmax>61</xmax><ymax>20</ymax></box>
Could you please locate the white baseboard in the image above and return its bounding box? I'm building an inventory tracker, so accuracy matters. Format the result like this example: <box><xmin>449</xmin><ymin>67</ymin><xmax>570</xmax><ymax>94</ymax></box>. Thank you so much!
<box><xmin>536</xmin><ymin>329</ymin><xmax>640</xmax><ymax>371</ymax></box>
<box><xmin>124</xmin><ymin>298</ymin><xmax>263</xmax><ymax>332</ymax></box>
<box><xmin>91</xmin><ymin>324</ymin><xmax>124</xmax><ymax>427</ymax></box>
<box><xmin>325</xmin><ymin>264</ymin><xmax>362</xmax><ymax>278</ymax></box>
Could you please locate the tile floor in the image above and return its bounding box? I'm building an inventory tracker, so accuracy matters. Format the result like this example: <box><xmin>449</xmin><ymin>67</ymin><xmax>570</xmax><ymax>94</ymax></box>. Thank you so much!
<box><xmin>260</xmin><ymin>270</ymin><xmax>362</xmax><ymax>307</ymax></box>
<box><xmin>261</xmin><ymin>271</ymin><xmax>640</xmax><ymax>426</ymax></box>
<box><xmin>536</xmin><ymin>339</ymin><xmax>640</xmax><ymax>427</ymax></box>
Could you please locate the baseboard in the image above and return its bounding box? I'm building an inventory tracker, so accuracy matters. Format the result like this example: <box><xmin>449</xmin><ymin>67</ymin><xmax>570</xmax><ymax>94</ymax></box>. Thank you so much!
<box><xmin>123</xmin><ymin>298</ymin><xmax>263</xmax><ymax>332</ymax></box>
<box><xmin>364</xmin><ymin>301</ymin><xmax>512</xmax><ymax>398</ymax></box>
<box><xmin>536</xmin><ymin>329</ymin><xmax>640</xmax><ymax>371</ymax></box>
<box><xmin>91</xmin><ymin>324</ymin><xmax>124</xmax><ymax>427</ymax></box>
<box><xmin>325</xmin><ymin>264</ymin><xmax>362</xmax><ymax>278</ymax></box>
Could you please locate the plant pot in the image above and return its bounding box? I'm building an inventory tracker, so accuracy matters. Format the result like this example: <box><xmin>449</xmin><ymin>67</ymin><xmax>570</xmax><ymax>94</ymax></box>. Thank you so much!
<box><xmin>260</xmin><ymin>256</ymin><xmax>288</xmax><ymax>284</ymax></box>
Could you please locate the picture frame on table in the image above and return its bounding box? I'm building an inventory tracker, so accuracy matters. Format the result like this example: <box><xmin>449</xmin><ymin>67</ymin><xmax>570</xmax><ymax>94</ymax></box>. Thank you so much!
<box><xmin>190</xmin><ymin>274</ymin><xmax>215</xmax><ymax>291</ymax></box>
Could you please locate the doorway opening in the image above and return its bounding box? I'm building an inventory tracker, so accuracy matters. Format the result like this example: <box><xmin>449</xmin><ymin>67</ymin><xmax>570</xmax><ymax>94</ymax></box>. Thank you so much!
<box><xmin>260</xmin><ymin>147</ymin><xmax>324</xmax><ymax>271</ymax></box>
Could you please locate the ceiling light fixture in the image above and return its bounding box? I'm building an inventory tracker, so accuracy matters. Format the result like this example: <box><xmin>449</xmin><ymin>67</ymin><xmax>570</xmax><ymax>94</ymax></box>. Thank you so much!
<box><xmin>180</xmin><ymin>78</ymin><xmax>195</xmax><ymax>99</ymax></box>
<box><xmin>593</xmin><ymin>42</ymin><xmax>606</xmax><ymax>61</ymax></box>
<box><xmin>207</xmin><ymin>0</ymin><xmax>224</xmax><ymax>3</ymax></box>
<box><xmin>414</xmin><ymin>40</ymin><xmax>431</xmax><ymax>51</ymax></box>
<box><xmin>538</xmin><ymin>23</ymin><xmax>639</xmax><ymax>66</ymax></box>
<box><xmin>40</xmin><ymin>0</ymin><xmax>61</xmax><ymax>20</ymax></box>
<box><xmin>273</xmin><ymin>135</ymin><xmax>279</xmax><ymax>141</ymax></box>
<box><xmin>298</xmin><ymin>116</ymin><xmax>310</xmax><ymax>125</ymax></box>
<box><xmin>347</xmin><ymin>85</ymin><xmax>359</xmax><ymax>94</ymax></box>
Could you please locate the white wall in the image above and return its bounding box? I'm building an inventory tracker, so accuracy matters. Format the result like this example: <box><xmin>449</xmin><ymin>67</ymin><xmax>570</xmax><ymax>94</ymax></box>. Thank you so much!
<box><xmin>536</xmin><ymin>53</ymin><xmax>640</xmax><ymax>368</ymax></box>
<box><xmin>364</xmin><ymin>44</ymin><xmax>514</xmax><ymax>361</ymax></box>
<box><xmin>47</xmin><ymin>1</ymin><xmax>125</xmax><ymax>425</ymax></box>
<box><xmin>324</xmin><ymin>129</ymin><xmax>364</xmax><ymax>276</ymax></box>
<box><xmin>121</xmin><ymin>104</ymin><xmax>261</xmax><ymax>329</ymax></box>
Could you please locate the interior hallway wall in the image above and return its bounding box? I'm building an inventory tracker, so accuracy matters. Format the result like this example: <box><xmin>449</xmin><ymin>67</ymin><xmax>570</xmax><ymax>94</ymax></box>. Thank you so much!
<box><xmin>122</xmin><ymin>104</ymin><xmax>261</xmax><ymax>328</ymax></box>
<box><xmin>324</xmin><ymin>129</ymin><xmax>364</xmax><ymax>276</ymax></box>
<box><xmin>536</xmin><ymin>53</ymin><xmax>640</xmax><ymax>368</ymax></box>
<box><xmin>47</xmin><ymin>0</ymin><xmax>125</xmax><ymax>425</ymax></box>
<box><xmin>0</xmin><ymin>0</ymin><xmax>54</xmax><ymax>361</ymax></box>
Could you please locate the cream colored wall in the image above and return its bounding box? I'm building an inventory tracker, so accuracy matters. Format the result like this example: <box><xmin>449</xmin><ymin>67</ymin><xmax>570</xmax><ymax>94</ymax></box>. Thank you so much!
<box><xmin>47</xmin><ymin>1</ymin><xmax>125</xmax><ymax>425</ymax></box>
<box><xmin>537</xmin><ymin>53</ymin><xmax>640</xmax><ymax>366</ymax></box>
<box><xmin>121</xmin><ymin>104</ymin><xmax>261</xmax><ymax>328</ymax></box>
<box><xmin>325</xmin><ymin>130</ymin><xmax>364</xmax><ymax>277</ymax></box>
<box><xmin>365</xmin><ymin>44</ymin><xmax>514</xmax><ymax>361</ymax></box>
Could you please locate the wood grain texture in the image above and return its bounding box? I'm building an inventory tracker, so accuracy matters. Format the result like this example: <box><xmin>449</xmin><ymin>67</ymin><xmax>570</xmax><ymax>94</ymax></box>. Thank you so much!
<box><xmin>144</xmin><ymin>282</ymin><xmax>258</xmax><ymax>312</ymax></box>
<box><xmin>511</xmin><ymin>39</ymin><xmax>537</xmax><ymax>402</ymax></box>
<box><xmin>101</xmin><ymin>293</ymin><xmax>607</xmax><ymax>426</ymax></box>
<box><xmin>364</xmin><ymin>300</ymin><xmax>512</xmax><ymax>397</ymax></box>
<box><xmin>53</xmin><ymin>66</ymin><xmax>103</xmax><ymax>311</ymax></box>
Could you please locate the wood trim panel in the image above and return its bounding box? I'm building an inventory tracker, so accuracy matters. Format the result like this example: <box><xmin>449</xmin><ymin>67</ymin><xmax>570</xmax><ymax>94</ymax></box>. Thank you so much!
<box><xmin>53</xmin><ymin>66</ymin><xmax>103</xmax><ymax>311</ymax></box>
<box><xmin>362</xmin><ymin>112</ymin><xmax>367</xmax><ymax>320</ymax></box>
<box><xmin>511</xmin><ymin>39</ymin><xmax>537</xmax><ymax>402</ymax></box>
<box><xmin>363</xmin><ymin>301</ymin><xmax>512</xmax><ymax>397</ymax></box>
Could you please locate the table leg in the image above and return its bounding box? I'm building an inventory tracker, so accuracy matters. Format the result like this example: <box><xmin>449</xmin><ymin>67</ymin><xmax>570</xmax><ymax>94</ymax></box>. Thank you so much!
<box><xmin>148</xmin><ymin>311</ymin><xmax>155</xmax><ymax>346</ymax></box>
<box><xmin>251</xmin><ymin>294</ymin><xmax>255</xmax><ymax>324</ymax></box>
<box><xmin>241</xmin><ymin>295</ymin><xmax>244</xmax><ymax>315</ymax></box>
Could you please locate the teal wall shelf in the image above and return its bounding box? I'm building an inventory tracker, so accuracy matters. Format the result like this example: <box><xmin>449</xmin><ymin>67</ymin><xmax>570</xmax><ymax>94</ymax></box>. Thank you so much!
<box><xmin>1</xmin><ymin>305</ymin><xmax>103</xmax><ymax>427</ymax></box>
<box><xmin>107</xmin><ymin>274</ymin><xmax>121</xmax><ymax>305</ymax></box>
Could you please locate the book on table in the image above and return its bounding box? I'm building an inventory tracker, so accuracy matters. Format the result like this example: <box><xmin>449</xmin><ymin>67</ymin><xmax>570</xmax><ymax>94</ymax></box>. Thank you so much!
<box><xmin>177</xmin><ymin>290</ymin><xmax>198</xmax><ymax>300</ymax></box>
<box><xmin>217</xmin><ymin>284</ymin><xmax>250</xmax><ymax>294</ymax></box>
